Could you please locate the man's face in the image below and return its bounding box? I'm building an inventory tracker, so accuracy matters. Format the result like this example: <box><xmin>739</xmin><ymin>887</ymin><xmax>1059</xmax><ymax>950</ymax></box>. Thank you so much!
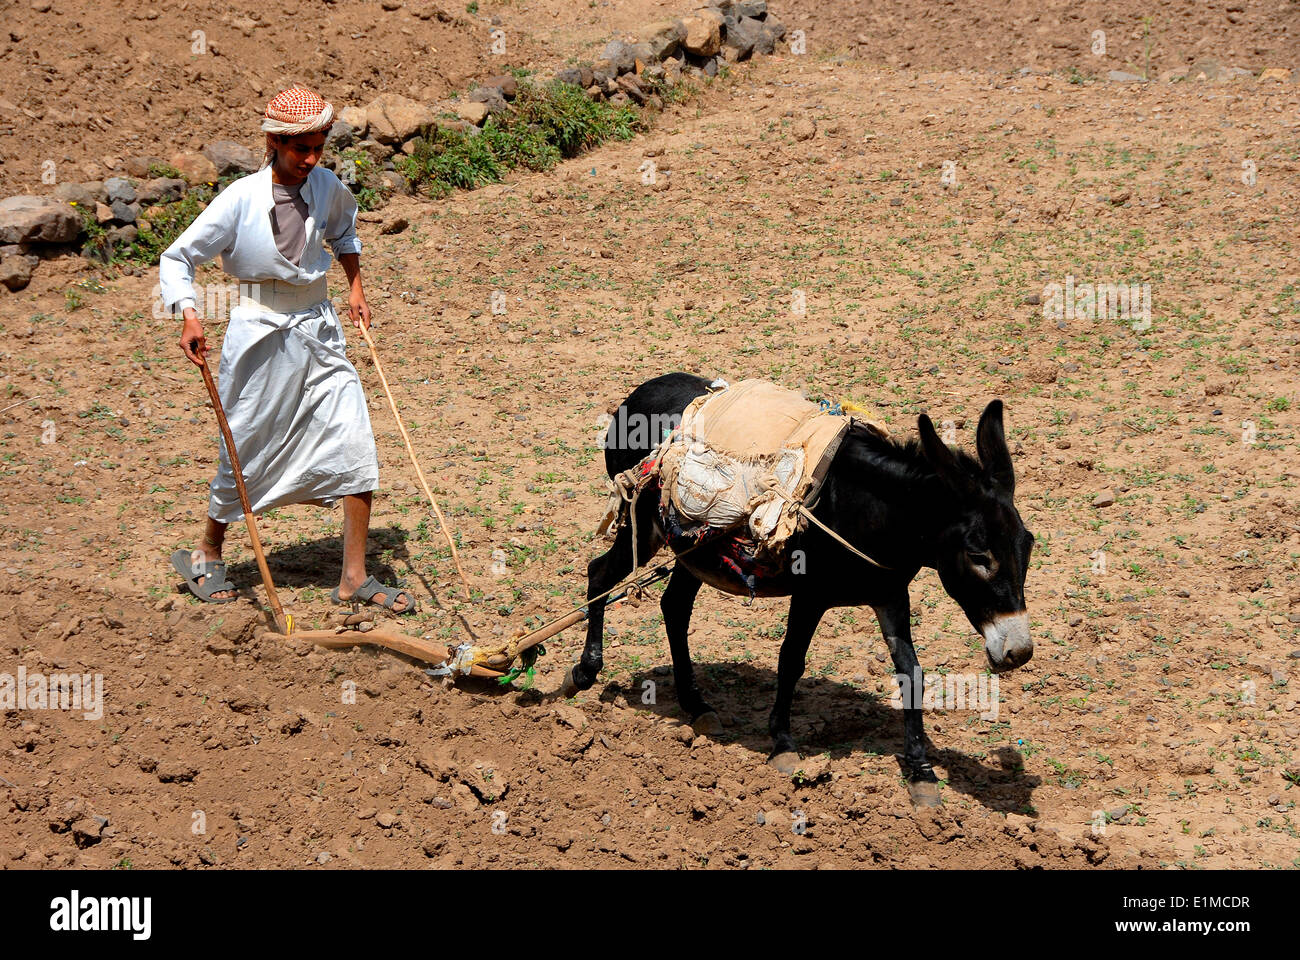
<box><xmin>275</xmin><ymin>132</ymin><xmax>326</xmax><ymax>181</ymax></box>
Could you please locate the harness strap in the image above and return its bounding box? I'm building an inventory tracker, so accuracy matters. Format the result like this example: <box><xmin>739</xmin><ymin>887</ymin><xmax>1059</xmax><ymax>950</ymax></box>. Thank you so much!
<box><xmin>795</xmin><ymin>504</ymin><xmax>892</xmax><ymax>570</ymax></box>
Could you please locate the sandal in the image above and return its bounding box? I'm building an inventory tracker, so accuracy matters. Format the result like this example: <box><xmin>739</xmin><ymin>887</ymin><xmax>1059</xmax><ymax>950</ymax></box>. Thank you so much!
<box><xmin>171</xmin><ymin>548</ymin><xmax>239</xmax><ymax>604</ymax></box>
<box><xmin>331</xmin><ymin>575</ymin><xmax>416</xmax><ymax>615</ymax></box>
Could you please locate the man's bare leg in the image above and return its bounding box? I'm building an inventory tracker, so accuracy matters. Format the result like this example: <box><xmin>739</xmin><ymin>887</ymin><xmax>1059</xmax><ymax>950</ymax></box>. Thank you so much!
<box><xmin>192</xmin><ymin>516</ymin><xmax>237</xmax><ymax>600</ymax></box>
<box><xmin>338</xmin><ymin>491</ymin><xmax>411</xmax><ymax>611</ymax></box>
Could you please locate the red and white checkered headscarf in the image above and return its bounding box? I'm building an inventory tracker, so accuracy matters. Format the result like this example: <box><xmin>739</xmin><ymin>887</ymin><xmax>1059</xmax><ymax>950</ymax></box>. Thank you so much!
<box><xmin>261</xmin><ymin>85</ymin><xmax>334</xmax><ymax>135</ymax></box>
<box><xmin>260</xmin><ymin>85</ymin><xmax>335</xmax><ymax>169</ymax></box>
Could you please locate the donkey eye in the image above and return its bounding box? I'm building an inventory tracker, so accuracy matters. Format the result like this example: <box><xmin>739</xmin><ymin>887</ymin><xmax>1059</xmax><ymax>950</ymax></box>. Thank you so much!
<box><xmin>967</xmin><ymin>550</ymin><xmax>994</xmax><ymax>572</ymax></box>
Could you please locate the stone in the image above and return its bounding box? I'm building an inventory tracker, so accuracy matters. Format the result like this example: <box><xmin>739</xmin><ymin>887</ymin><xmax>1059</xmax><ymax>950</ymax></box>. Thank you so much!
<box><xmin>761</xmin><ymin>15</ymin><xmax>786</xmax><ymax>43</ymax></box>
<box><xmin>355</xmin><ymin>138</ymin><xmax>389</xmax><ymax>162</ymax></box>
<box><xmin>381</xmin><ymin>215</ymin><xmax>408</xmax><ymax>235</ymax></box>
<box><xmin>601</xmin><ymin>40</ymin><xmax>638</xmax><ymax>74</ymax></box>
<box><xmin>1188</xmin><ymin>60</ymin><xmax>1222</xmax><ymax>81</ymax></box>
<box><xmin>202</xmin><ymin>140</ymin><xmax>259</xmax><ymax>176</ymax></box>
<box><xmin>645</xmin><ymin>20</ymin><xmax>684</xmax><ymax>61</ymax></box>
<box><xmin>482</xmin><ymin>73</ymin><xmax>519</xmax><ymax>99</ymax></box>
<box><xmin>326</xmin><ymin>120</ymin><xmax>356</xmax><ymax>149</ymax></box>
<box><xmin>0</xmin><ymin>255</ymin><xmax>36</xmax><ymax>291</ymax></box>
<box><xmin>123</xmin><ymin>156</ymin><xmax>162</xmax><ymax>178</ymax></box>
<box><xmin>339</xmin><ymin>105</ymin><xmax>369</xmax><ymax>136</ymax></box>
<box><xmin>107</xmin><ymin>224</ymin><xmax>138</xmax><ymax>246</ymax></box>
<box><xmin>468</xmin><ymin>86</ymin><xmax>509</xmax><ymax>114</ymax></box>
<box><xmin>1092</xmin><ymin>489</ymin><xmax>1115</xmax><ymax>508</ymax></box>
<box><xmin>52</xmin><ymin>182</ymin><xmax>95</xmax><ymax>208</ymax></box>
<box><xmin>591</xmin><ymin>59</ymin><xmax>618</xmax><ymax>83</ymax></box>
<box><xmin>364</xmin><ymin>93</ymin><xmax>434</xmax><ymax>145</ymax></box>
<box><xmin>455</xmin><ymin>101</ymin><xmax>490</xmax><ymax>126</ymax></box>
<box><xmin>0</xmin><ymin>195</ymin><xmax>81</xmax><ymax>244</ymax></box>
<box><xmin>169</xmin><ymin>151</ymin><xmax>220</xmax><ymax>186</ymax></box>
<box><xmin>103</xmin><ymin>176</ymin><xmax>137</xmax><ymax>204</ymax></box>
<box><xmin>1259</xmin><ymin>67</ymin><xmax>1292</xmax><ymax>82</ymax></box>
<box><xmin>109</xmin><ymin>200</ymin><xmax>138</xmax><ymax>224</ymax></box>
<box><xmin>722</xmin><ymin>15</ymin><xmax>762</xmax><ymax>60</ymax></box>
<box><xmin>71</xmin><ymin>818</ymin><xmax>103</xmax><ymax>848</ymax></box>
<box><xmin>617</xmin><ymin>73</ymin><xmax>647</xmax><ymax>105</ymax></box>
<box><xmin>628</xmin><ymin>41</ymin><xmax>654</xmax><ymax>68</ymax></box>
<box><xmin>1107</xmin><ymin>70</ymin><xmax>1144</xmax><ymax>83</ymax></box>
<box><xmin>681</xmin><ymin>14</ymin><xmax>723</xmax><ymax>56</ymax></box>
<box><xmin>136</xmin><ymin>177</ymin><xmax>186</xmax><ymax>205</ymax></box>
<box><xmin>702</xmin><ymin>56</ymin><xmax>719</xmax><ymax>78</ymax></box>
<box><xmin>791</xmin><ymin>116</ymin><xmax>816</xmax><ymax>141</ymax></box>
<box><xmin>380</xmin><ymin>171</ymin><xmax>412</xmax><ymax>195</ymax></box>
<box><xmin>95</xmin><ymin>202</ymin><xmax>113</xmax><ymax>224</ymax></box>
<box><xmin>555</xmin><ymin>67</ymin><xmax>585</xmax><ymax>87</ymax></box>
<box><xmin>735</xmin><ymin>0</ymin><xmax>766</xmax><ymax>16</ymax></box>
<box><xmin>434</xmin><ymin>117</ymin><xmax>475</xmax><ymax>134</ymax></box>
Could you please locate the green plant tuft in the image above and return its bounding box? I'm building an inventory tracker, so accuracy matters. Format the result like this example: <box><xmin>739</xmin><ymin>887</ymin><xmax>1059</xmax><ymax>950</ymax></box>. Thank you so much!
<box><xmin>397</xmin><ymin>80</ymin><xmax>648</xmax><ymax>198</ymax></box>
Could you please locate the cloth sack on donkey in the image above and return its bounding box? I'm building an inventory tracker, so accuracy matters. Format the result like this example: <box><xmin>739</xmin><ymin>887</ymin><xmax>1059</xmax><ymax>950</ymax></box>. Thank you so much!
<box><xmin>602</xmin><ymin>379</ymin><xmax>888</xmax><ymax>561</ymax></box>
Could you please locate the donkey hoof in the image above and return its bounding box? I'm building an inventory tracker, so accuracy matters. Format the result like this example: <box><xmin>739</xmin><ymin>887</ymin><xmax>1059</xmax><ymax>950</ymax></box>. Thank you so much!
<box><xmin>907</xmin><ymin>779</ymin><xmax>942</xmax><ymax>808</ymax></box>
<box><xmin>691</xmin><ymin>711</ymin><xmax>723</xmax><ymax>737</ymax></box>
<box><xmin>768</xmin><ymin>751</ymin><xmax>800</xmax><ymax>775</ymax></box>
<box><xmin>557</xmin><ymin>666</ymin><xmax>580</xmax><ymax>699</ymax></box>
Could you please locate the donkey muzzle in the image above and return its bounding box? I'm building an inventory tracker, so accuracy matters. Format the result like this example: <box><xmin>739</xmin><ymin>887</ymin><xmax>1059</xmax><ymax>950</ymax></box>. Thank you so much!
<box><xmin>983</xmin><ymin>611</ymin><xmax>1033</xmax><ymax>673</ymax></box>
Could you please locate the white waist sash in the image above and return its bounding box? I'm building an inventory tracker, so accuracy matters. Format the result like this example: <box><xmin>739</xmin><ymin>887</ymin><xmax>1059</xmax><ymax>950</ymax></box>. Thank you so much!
<box><xmin>236</xmin><ymin>276</ymin><xmax>329</xmax><ymax>315</ymax></box>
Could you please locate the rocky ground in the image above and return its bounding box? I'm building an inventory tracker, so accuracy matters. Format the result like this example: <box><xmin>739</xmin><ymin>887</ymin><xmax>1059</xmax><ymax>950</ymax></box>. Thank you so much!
<box><xmin>1</xmin><ymin>1</ymin><xmax>1299</xmax><ymax>869</ymax></box>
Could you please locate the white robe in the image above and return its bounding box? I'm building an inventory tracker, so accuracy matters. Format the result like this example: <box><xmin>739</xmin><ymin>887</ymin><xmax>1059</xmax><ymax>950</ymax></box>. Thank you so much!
<box><xmin>158</xmin><ymin>165</ymin><xmax>379</xmax><ymax>523</ymax></box>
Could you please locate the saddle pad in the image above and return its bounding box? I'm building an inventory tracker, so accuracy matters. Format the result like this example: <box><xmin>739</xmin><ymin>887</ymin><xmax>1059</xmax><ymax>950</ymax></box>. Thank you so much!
<box><xmin>657</xmin><ymin>380</ymin><xmax>853</xmax><ymax>553</ymax></box>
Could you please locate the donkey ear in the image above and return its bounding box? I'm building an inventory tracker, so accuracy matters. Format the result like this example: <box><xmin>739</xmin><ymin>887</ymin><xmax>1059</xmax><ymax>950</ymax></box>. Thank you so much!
<box><xmin>976</xmin><ymin>399</ymin><xmax>1015</xmax><ymax>493</ymax></box>
<box><xmin>918</xmin><ymin>413</ymin><xmax>971</xmax><ymax>493</ymax></box>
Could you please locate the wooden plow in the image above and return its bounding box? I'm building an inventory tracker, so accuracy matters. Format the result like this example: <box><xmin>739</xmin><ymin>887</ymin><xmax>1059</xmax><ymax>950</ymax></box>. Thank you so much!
<box><xmin>271</xmin><ymin>563</ymin><xmax>672</xmax><ymax>683</ymax></box>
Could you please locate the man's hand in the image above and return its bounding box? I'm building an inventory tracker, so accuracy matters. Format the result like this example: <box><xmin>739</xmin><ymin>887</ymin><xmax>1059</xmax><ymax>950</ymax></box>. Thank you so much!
<box><xmin>348</xmin><ymin>287</ymin><xmax>371</xmax><ymax>331</ymax></box>
<box><xmin>180</xmin><ymin>310</ymin><xmax>207</xmax><ymax>366</ymax></box>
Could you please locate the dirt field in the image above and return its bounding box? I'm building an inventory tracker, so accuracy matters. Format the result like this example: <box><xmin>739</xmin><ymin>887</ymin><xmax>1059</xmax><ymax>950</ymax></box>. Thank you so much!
<box><xmin>2</xmin><ymin>1</ymin><xmax>1299</xmax><ymax>869</ymax></box>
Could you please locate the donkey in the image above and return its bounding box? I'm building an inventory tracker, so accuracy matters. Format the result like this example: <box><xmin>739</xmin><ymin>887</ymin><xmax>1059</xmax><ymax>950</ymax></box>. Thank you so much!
<box><xmin>560</xmin><ymin>373</ymin><xmax>1034</xmax><ymax>805</ymax></box>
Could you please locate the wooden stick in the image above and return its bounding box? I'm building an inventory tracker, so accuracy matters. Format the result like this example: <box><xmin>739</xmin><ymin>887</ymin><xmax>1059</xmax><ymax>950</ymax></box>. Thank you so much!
<box><xmin>358</xmin><ymin>324</ymin><xmax>474</xmax><ymax>601</ymax></box>
<box><xmin>505</xmin><ymin>608</ymin><xmax>587</xmax><ymax>658</ymax></box>
<box><xmin>288</xmin><ymin>627</ymin><xmax>505</xmax><ymax>678</ymax></box>
<box><xmin>200</xmin><ymin>359</ymin><xmax>289</xmax><ymax>634</ymax></box>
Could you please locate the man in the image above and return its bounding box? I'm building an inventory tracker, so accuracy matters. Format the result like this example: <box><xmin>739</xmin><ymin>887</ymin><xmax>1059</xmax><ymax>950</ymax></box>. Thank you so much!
<box><xmin>159</xmin><ymin>85</ymin><xmax>413</xmax><ymax>614</ymax></box>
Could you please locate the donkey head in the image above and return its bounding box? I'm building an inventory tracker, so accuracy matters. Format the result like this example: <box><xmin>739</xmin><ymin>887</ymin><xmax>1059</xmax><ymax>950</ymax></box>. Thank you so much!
<box><xmin>917</xmin><ymin>401</ymin><xmax>1034</xmax><ymax>674</ymax></box>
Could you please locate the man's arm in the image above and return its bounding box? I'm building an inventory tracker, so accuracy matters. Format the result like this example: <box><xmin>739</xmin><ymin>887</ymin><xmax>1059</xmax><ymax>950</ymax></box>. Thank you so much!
<box><xmin>162</xmin><ymin>188</ymin><xmax>238</xmax><ymax>366</ymax></box>
<box><xmin>339</xmin><ymin>252</ymin><xmax>370</xmax><ymax>331</ymax></box>
<box><xmin>324</xmin><ymin>168</ymin><xmax>369</xmax><ymax>331</ymax></box>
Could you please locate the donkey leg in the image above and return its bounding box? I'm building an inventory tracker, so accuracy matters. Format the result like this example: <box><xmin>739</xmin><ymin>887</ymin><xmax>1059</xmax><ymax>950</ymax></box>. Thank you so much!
<box><xmin>767</xmin><ymin>595</ymin><xmax>826</xmax><ymax>773</ymax></box>
<box><xmin>561</xmin><ymin>528</ymin><xmax>632</xmax><ymax>697</ymax></box>
<box><xmin>562</xmin><ymin>500</ymin><xmax>661</xmax><ymax>697</ymax></box>
<box><xmin>873</xmin><ymin>597</ymin><xmax>941</xmax><ymax>807</ymax></box>
<box><xmin>661</xmin><ymin>566</ymin><xmax>719</xmax><ymax>733</ymax></box>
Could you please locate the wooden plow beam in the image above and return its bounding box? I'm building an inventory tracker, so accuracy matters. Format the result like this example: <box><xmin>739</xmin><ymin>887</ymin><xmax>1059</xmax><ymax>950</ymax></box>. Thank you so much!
<box><xmin>267</xmin><ymin>565</ymin><xmax>672</xmax><ymax>681</ymax></box>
